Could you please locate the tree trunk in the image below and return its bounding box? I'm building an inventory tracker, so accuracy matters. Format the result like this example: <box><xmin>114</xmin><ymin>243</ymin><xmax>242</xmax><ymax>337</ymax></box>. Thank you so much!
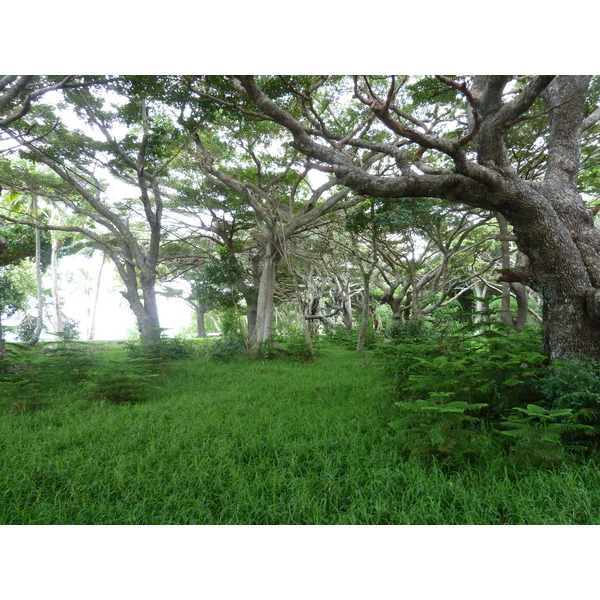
<box><xmin>511</xmin><ymin>282</ymin><xmax>528</xmax><ymax>330</ymax></box>
<box><xmin>0</xmin><ymin>312</ymin><xmax>5</xmax><ymax>358</ymax></box>
<box><xmin>88</xmin><ymin>253</ymin><xmax>105</xmax><ymax>340</ymax></box>
<box><xmin>356</xmin><ymin>272</ymin><xmax>372</xmax><ymax>354</ymax></box>
<box><xmin>196</xmin><ymin>303</ymin><xmax>207</xmax><ymax>337</ymax></box>
<box><xmin>27</xmin><ymin>196</ymin><xmax>44</xmax><ymax>346</ymax></box>
<box><xmin>498</xmin><ymin>184</ymin><xmax>600</xmax><ymax>358</ymax></box>
<box><xmin>244</xmin><ymin>295</ymin><xmax>258</xmax><ymax>341</ymax></box>
<box><xmin>121</xmin><ymin>270</ymin><xmax>161</xmax><ymax>344</ymax></box>
<box><xmin>139</xmin><ymin>278</ymin><xmax>161</xmax><ymax>343</ymax></box>
<box><xmin>496</xmin><ymin>214</ymin><xmax>514</xmax><ymax>327</ymax></box>
<box><xmin>250</xmin><ymin>240</ymin><xmax>281</xmax><ymax>347</ymax></box>
<box><xmin>51</xmin><ymin>235</ymin><xmax>64</xmax><ymax>335</ymax></box>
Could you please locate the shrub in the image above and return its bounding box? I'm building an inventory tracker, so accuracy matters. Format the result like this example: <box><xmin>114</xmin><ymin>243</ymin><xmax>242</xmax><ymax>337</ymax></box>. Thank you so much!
<box><xmin>15</xmin><ymin>315</ymin><xmax>39</xmax><ymax>343</ymax></box>
<box><xmin>497</xmin><ymin>404</ymin><xmax>594</xmax><ymax>466</ymax></box>
<box><xmin>280</xmin><ymin>331</ymin><xmax>317</xmax><ymax>361</ymax></box>
<box><xmin>87</xmin><ymin>371</ymin><xmax>157</xmax><ymax>404</ymax></box>
<box><xmin>0</xmin><ymin>342</ymin><xmax>96</xmax><ymax>411</ymax></box>
<box><xmin>205</xmin><ymin>335</ymin><xmax>247</xmax><ymax>362</ymax></box>
<box><xmin>389</xmin><ymin>324</ymin><xmax>546</xmax><ymax>421</ymax></box>
<box><xmin>126</xmin><ymin>337</ymin><xmax>197</xmax><ymax>363</ymax></box>
<box><xmin>390</xmin><ymin>396</ymin><xmax>490</xmax><ymax>462</ymax></box>
<box><xmin>541</xmin><ymin>357</ymin><xmax>600</xmax><ymax>415</ymax></box>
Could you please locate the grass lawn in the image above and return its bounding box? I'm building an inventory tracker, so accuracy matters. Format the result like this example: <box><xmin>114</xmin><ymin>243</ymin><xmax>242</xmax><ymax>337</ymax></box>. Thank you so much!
<box><xmin>1</xmin><ymin>342</ymin><xmax>600</xmax><ymax>524</ymax></box>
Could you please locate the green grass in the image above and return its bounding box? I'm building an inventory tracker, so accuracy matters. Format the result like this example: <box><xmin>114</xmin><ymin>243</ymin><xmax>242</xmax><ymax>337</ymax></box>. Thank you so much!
<box><xmin>1</xmin><ymin>342</ymin><xmax>600</xmax><ymax>524</ymax></box>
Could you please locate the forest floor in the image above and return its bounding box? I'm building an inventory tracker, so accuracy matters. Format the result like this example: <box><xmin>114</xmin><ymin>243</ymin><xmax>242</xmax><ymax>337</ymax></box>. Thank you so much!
<box><xmin>1</xmin><ymin>341</ymin><xmax>600</xmax><ymax>524</ymax></box>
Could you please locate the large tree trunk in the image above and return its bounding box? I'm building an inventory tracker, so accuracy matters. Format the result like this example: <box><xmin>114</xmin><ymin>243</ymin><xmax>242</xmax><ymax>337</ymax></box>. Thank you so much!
<box><xmin>250</xmin><ymin>240</ymin><xmax>281</xmax><ymax>347</ymax></box>
<box><xmin>244</xmin><ymin>295</ymin><xmax>258</xmax><ymax>341</ymax></box>
<box><xmin>497</xmin><ymin>184</ymin><xmax>600</xmax><ymax>358</ymax></box>
<box><xmin>121</xmin><ymin>270</ymin><xmax>161</xmax><ymax>344</ymax></box>
<box><xmin>196</xmin><ymin>303</ymin><xmax>207</xmax><ymax>338</ymax></box>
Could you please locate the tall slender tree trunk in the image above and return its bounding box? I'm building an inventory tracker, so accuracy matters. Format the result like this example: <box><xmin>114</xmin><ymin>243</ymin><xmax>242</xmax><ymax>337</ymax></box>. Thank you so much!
<box><xmin>496</xmin><ymin>213</ymin><xmax>514</xmax><ymax>327</ymax></box>
<box><xmin>356</xmin><ymin>271</ymin><xmax>373</xmax><ymax>354</ymax></box>
<box><xmin>51</xmin><ymin>235</ymin><xmax>64</xmax><ymax>334</ymax></box>
<box><xmin>0</xmin><ymin>313</ymin><xmax>5</xmax><ymax>358</ymax></box>
<box><xmin>88</xmin><ymin>253</ymin><xmax>105</xmax><ymax>340</ymax></box>
<box><xmin>28</xmin><ymin>196</ymin><xmax>44</xmax><ymax>346</ymax></box>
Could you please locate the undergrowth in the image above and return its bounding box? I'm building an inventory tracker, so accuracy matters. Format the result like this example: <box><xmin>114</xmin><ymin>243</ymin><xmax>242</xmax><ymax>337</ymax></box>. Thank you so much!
<box><xmin>1</xmin><ymin>334</ymin><xmax>600</xmax><ymax>524</ymax></box>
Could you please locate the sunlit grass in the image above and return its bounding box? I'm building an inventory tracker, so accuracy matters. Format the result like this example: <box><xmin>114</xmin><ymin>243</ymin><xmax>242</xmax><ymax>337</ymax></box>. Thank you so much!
<box><xmin>1</xmin><ymin>342</ymin><xmax>600</xmax><ymax>524</ymax></box>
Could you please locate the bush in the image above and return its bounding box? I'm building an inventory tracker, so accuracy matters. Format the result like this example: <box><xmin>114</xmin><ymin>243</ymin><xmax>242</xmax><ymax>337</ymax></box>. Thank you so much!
<box><xmin>541</xmin><ymin>357</ymin><xmax>600</xmax><ymax>415</ymax></box>
<box><xmin>283</xmin><ymin>332</ymin><xmax>315</xmax><ymax>361</ymax></box>
<box><xmin>205</xmin><ymin>335</ymin><xmax>247</xmax><ymax>362</ymax></box>
<box><xmin>87</xmin><ymin>371</ymin><xmax>157</xmax><ymax>404</ymax></box>
<box><xmin>15</xmin><ymin>315</ymin><xmax>39</xmax><ymax>343</ymax></box>
<box><xmin>498</xmin><ymin>404</ymin><xmax>595</xmax><ymax>466</ymax></box>
<box><xmin>326</xmin><ymin>325</ymin><xmax>379</xmax><ymax>350</ymax></box>
<box><xmin>386</xmin><ymin>323</ymin><xmax>555</xmax><ymax>462</ymax></box>
<box><xmin>126</xmin><ymin>337</ymin><xmax>198</xmax><ymax>363</ymax></box>
<box><xmin>0</xmin><ymin>342</ymin><xmax>97</xmax><ymax>412</ymax></box>
<box><xmin>390</xmin><ymin>397</ymin><xmax>490</xmax><ymax>462</ymax></box>
<box><xmin>389</xmin><ymin>324</ymin><xmax>546</xmax><ymax>420</ymax></box>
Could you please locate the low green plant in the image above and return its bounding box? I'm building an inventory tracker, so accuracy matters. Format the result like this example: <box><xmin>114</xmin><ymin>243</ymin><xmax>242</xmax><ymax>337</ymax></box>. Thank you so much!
<box><xmin>541</xmin><ymin>357</ymin><xmax>600</xmax><ymax>414</ymax></box>
<box><xmin>389</xmin><ymin>324</ymin><xmax>546</xmax><ymax>420</ymax></box>
<box><xmin>42</xmin><ymin>339</ymin><xmax>96</xmax><ymax>383</ymax></box>
<box><xmin>326</xmin><ymin>325</ymin><xmax>378</xmax><ymax>350</ymax></box>
<box><xmin>87</xmin><ymin>371</ymin><xmax>157</xmax><ymax>404</ymax></box>
<box><xmin>126</xmin><ymin>337</ymin><xmax>197</xmax><ymax>363</ymax></box>
<box><xmin>282</xmin><ymin>332</ymin><xmax>317</xmax><ymax>361</ymax></box>
<box><xmin>86</xmin><ymin>352</ymin><xmax>159</xmax><ymax>405</ymax></box>
<box><xmin>205</xmin><ymin>334</ymin><xmax>247</xmax><ymax>362</ymax></box>
<box><xmin>0</xmin><ymin>342</ymin><xmax>95</xmax><ymax>411</ymax></box>
<box><xmin>498</xmin><ymin>404</ymin><xmax>595</xmax><ymax>466</ymax></box>
<box><xmin>0</xmin><ymin>345</ymin><xmax>47</xmax><ymax>412</ymax></box>
<box><xmin>390</xmin><ymin>395</ymin><xmax>489</xmax><ymax>462</ymax></box>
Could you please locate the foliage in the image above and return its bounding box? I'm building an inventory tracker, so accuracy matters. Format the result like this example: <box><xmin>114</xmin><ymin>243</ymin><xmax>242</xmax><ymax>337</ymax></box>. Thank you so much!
<box><xmin>204</xmin><ymin>334</ymin><xmax>247</xmax><ymax>362</ymax></box>
<box><xmin>326</xmin><ymin>324</ymin><xmax>379</xmax><ymax>350</ymax></box>
<box><xmin>0</xmin><ymin>345</ymin><xmax>49</xmax><ymax>411</ymax></box>
<box><xmin>125</xmin><ymin>336</ymin><xmax>198</xmax><ymax>364</ymax></box>
<box><xmin>87</xmin><ymin>369</ymin><xmax>157</xmax><ymax>405</ymax></box>
<box><xmin>0</xmin><ymin>221</ymin><xmax>51</xmax><ymax>268</ymax></box>
<box><xmin>218</xmin><ymin>306</ymin><xmax>244</xmax><ymax>337</ymax></box>
<box><xmin>1</xmin><ymin>342</ymin><xmax>600</xmax><ymax>524</ymax></box>
<box><xmin>384</xmin><ymin>323</ymin><xmax>568</xmax><ymax>461</ymax></box>
<box><xmin>541</xmin><ymin>357</ymin><xmax>600</xmax><ymax>415</ymax></box>
<box><xmin>498</xmin><ymin>405</ymin><xmax>595</xmax><ymax>467</ymax></box>
<box><xmin>390</xmin><ymin>398</ymin><xmax>490</xmax><ymax>462</ymax></box>
<box><xmin>41</xmin><ymin>339</ymin><xmax>95</xmax><ymax>383</ymax></box>
<box><xmin>0</xmin><ymin>269</ymin><xmax>28</xmax><ymax>322</ymax></box>
<box><xmin>281</xmin><ymin>331</ymin><xmax>317</xmax><ymax>362</ymax></box>
<box><xmin>388</xmin><ymin>323</ymin><xmax>546</xmax><ymax>419</ymax></box>
<box><xmin>14</xmin><ymin>315</ymin><xmax>39</xmax><ymax>343</ymax></box>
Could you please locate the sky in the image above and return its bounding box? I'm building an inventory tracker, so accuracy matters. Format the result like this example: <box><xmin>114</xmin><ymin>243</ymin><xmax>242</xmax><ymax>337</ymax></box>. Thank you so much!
<box><xmin>57</xmin><ymin>253</ymin><xmax>194</xmax><ymax>340</ymax></box>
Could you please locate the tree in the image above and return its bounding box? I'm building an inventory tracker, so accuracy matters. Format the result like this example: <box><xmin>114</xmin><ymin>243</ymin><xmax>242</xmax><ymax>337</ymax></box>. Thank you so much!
<box><xmin>223</xmin><ymin>75</ymin><xmax>600</xmax><ymax>359</ymax></box>
<box><xmin>187</xmin><ymin>111</ymin><xmax>362</xmax><ymax>348</ymax></box>
<box><xmin>0</xmin><ymin>84</ymin><xmax>187</xmax><ymax>343</ymax></box>
<box><xmin>0</xmin><ymin>223</ymin><xmax>47</xmax><ymax>354</ymax></box>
